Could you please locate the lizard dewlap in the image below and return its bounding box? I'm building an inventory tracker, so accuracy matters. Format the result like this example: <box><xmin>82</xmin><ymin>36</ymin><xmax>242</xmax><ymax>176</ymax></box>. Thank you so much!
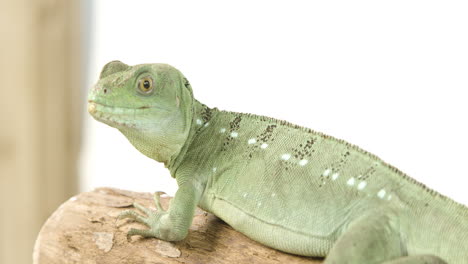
<box><xmin>88</xmin><ymin>61</ymin><xmax>467</xmax><ymax>264</ymax></box>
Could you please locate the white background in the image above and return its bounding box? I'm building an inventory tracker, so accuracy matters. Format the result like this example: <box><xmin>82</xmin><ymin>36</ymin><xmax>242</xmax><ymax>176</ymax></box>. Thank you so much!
<box><xmin>80</xmin><ymin>0</ymin><xmax>468</xmax><ymax>205</ymax></box>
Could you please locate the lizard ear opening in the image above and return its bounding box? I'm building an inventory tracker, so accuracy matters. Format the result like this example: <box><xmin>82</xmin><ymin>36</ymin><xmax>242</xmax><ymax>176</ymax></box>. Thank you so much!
<box><xmin>100</xmin><ymin>60</ymin><xmax>130</xmax><ymax>79</ymax></box>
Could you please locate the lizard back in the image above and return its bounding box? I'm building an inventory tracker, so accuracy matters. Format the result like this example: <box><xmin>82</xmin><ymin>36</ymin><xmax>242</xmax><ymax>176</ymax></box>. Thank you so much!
<box><xmin>179</xmin><ymin>106</ymin><xmax>468</xmax><ymax>259</ymax></box>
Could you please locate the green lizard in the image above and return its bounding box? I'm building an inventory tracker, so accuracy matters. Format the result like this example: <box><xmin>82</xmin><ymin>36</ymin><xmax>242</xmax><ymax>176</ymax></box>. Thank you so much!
<box><xmin>88</xmin><ymin>61</ymin><xmax>467</xmax><ymax>264</ymax></box>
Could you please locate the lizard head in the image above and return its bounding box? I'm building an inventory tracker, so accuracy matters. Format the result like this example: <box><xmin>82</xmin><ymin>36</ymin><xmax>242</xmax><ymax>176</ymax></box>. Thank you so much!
<box><xmin>88</xmin><ymin>61</ymin><xmax>194</xmax><ymax>166</ymax></box>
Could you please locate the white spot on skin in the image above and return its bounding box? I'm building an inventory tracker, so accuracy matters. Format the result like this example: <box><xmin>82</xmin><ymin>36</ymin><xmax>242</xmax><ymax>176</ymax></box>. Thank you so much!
<box><xmin>257</xmin><ymin>202</ymin><xmax>262</xmax><ymax>207</ymax></box>
<box><xmin>271</xmin><ymin>193</ymin><xmax>276</xmax><ymax>197</ymax></box>
<box><xmin>281</xmin><ymin>154</ymin><xmax>291</xmax><ymax>160</ymax></box>
<box><xmin>331</xmin><ymin>173</ymin><xmax>339</xmax><ymax>180</ymax></box>
<box><xmin>248</xmin><ymin>138</ymin><xmax>256</xmax><ymax>144</ymax></box>
<box><xmin>387</xmin><ymin>194</ymin><xmax>392</xmax><ymax>201</ymax></box>
<box><xmin>230</xmin><ymin>131</ymin><xmax>238</xmax><ymax>138</ymax></box>
<box><xmin>220</xmin><ymin>128</ymin><xmax>226</xmax><ymax>133</ymax></box>
<box><xmin>196</xmin><ymin>119</ymin><xmax>202</xmax><ymax>125</ymax></box>
<box><xmin>377</xmin><ymin>189</ymin><xmax>387</xmax><ymax>199</ymax></box>
<box><xmin>347</xmin><ymin>177</ymin><xmax>356</xmax><ymax>186</ymax></box>
<box><xmin>298</xmin><ymin>159</ymin><xmax>308</xmax><ymax>166</ymax></box>
<box><xmin>204</xmin><ymin>122</ymin><xmax>209</xmax><ymax>127</ymax></box>
<box><xmin>212</xmin><ymin>167</ymin><xmax>217</xmax><ymax>172</ymax></box>
<box><xmin>260</xmin><ymin>143</ymin><xmax>268</xmax><ymax>149</ymax></box>
<box><xmin>323</xmin><ymin>169</ymin><xmax>331</xmax><ymax>177</ymax></box>
<box><xmin>243</xmin><ymin>193</ymin><xmax>248</xmax><ymax>198</ymax></box>
<box><xmin>357</xmin><ymin>181</ymin><xmax>367</xmax><ymax>190</ymax></box>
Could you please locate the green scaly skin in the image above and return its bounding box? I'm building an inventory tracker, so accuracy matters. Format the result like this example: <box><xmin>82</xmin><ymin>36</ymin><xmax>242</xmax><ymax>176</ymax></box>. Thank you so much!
<box><xmin>88</xmin><ymin>61</ymin><xmax>467</xmax><ymax>264</ymax></box>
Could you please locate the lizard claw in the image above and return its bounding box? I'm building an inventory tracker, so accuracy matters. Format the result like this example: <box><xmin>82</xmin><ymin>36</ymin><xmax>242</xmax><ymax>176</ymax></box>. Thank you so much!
<box><xmin>153</xmin><ymin>191</ymin><xmax>166</xmax><ymax>212</ymax></box>
<box><xmin>117</xmin><ymin>192</ymin><xmax>168</xmax><ymax>238</ymax></box>
<box><xmin>127</xmin><ymin>227</ymin><xmax>156</xmax><ymax>238</ymax></box>
<box><xmin>133</xmin><ymin>202</ymin><xmax>153</xmax><ymax>215</ymax></box>
<box><xmin>118</xmin><ymin>209</ymin><xmax>149</xmax><ymax>226</ymax></box>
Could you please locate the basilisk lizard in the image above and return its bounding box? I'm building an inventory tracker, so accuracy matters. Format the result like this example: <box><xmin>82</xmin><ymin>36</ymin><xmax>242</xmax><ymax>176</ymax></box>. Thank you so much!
<box><xmin>88</xmin><ymin>61</ymin><xmax>467</xmax><ymax>263</ymax></box>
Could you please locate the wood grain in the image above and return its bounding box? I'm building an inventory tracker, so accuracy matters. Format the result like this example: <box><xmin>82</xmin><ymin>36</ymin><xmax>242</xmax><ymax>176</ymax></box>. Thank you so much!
<box><xmin>34</xmin><ymin>188</ymin><xmax>323</xmax><ymax>264</ymax></box>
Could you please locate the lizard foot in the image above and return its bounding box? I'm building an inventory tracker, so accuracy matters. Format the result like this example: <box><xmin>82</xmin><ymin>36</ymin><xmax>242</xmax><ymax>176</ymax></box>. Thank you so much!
<box><xmin>118</xmin><ymin>191</ymin><xmax>168</xmax><ymax>238</ymax></box>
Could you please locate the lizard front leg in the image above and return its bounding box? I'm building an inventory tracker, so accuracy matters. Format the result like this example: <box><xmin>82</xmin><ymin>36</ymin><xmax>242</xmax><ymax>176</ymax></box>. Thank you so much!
<box><xmin>118</xmin><ymin>181</ymin><xmax>202</xmax><ymax>241</ymax></box>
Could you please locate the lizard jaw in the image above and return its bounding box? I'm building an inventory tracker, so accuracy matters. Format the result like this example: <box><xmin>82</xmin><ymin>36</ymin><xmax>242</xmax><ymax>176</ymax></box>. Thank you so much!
<box><xmin>87</xmin><ymin>100</ymin><xmax>138</xmax><ymax>129</ymax></box>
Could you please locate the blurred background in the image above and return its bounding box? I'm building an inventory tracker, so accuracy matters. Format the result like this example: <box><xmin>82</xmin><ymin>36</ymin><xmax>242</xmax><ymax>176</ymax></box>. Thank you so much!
<box><xmin>1</xmin><ymin>1</ymin><xmax>467</xmax><ymax>263</ymax></box>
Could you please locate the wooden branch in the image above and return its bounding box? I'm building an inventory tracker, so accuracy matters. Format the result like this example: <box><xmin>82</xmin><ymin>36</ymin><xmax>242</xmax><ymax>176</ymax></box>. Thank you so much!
<box><xmin>33</xmin><ymin>188</ymin><xmax>323</xmax><ymax>263</ymax></box>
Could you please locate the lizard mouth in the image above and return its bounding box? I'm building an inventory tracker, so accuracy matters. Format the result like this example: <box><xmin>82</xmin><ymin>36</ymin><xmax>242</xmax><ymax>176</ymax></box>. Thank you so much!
<box><xmin>88</xmin><ymin>100</ymin><xmax>151</xmax><ymax>113</ymax></box>
<box><xmin>87</xmin><ymin>100</ymin><xmax>172</xmax><ymax>130</ymax></box>
<box><xmin>87</xmin><ymin>100</ymin><xmax>143</xmax><ymax>129</ymax></box>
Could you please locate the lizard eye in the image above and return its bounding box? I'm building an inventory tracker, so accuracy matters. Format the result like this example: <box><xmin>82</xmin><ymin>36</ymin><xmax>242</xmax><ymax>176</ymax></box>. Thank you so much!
<box><xmin>137</xmin><ymin>76</ymin><xmax>154</xmax><ymax>94</ymax></box>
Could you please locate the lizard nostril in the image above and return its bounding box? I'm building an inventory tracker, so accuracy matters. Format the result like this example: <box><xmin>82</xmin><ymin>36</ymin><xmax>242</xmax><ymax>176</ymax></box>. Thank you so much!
<box><xmin>103</xmin><ymin>88</ymin><xmax>108</xmax><ymax>94</ymax></box>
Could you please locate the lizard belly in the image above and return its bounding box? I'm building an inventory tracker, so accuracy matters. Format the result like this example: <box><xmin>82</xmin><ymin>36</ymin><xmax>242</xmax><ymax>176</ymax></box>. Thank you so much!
<box><xmin>200</xmin><ymin>160</ymin><xmax>357</xmax><ymax>257</ymax></box>
<box><xmin>208</xmin><ymin>193</ymin><xmax>335</xmax><ymax>257</ymax></box>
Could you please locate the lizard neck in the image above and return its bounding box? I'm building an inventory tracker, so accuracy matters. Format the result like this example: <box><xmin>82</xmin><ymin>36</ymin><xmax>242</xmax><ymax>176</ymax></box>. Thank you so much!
<box><xmin>118</xmin><ymin>116</ymin><xmax>186</xmax><ymax>167</ymax></box>
<box><xmin>167</xmin><ymin>99</ymin><xmax>216</xmax><ymax>177</ymax></box>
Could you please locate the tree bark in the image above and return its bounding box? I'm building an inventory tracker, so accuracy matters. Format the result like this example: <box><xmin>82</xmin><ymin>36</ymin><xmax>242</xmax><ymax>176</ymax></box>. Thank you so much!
<box><xmin>33</xmin><ymin>187</ymin><xmax>323</xmax><ymax>264</ymax></box>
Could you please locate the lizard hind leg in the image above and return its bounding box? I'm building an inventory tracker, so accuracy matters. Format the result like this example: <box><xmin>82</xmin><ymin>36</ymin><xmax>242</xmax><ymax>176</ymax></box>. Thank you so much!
<box><xmin>324</xmin><ymin>208</ymin><xmax>406</xmax><ymax>264</ymax></box>
<box><xmin>381</xmin><ymin>255</ymin><xmax>447</xmax><ymax>264</ymax></box>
